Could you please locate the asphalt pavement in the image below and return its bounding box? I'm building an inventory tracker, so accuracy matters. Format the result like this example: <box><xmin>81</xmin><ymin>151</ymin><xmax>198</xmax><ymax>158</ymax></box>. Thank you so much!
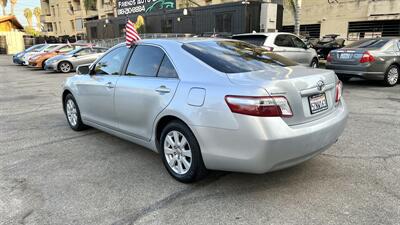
<box><xmin>1</xmin><ymin>55</ymin><xmax>399</xmax><ymax>225</ymax></box>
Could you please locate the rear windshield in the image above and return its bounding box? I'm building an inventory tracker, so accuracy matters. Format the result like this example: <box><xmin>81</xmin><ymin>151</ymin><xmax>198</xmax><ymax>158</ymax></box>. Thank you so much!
<box><xmin>182</xmin><ymin>40</ymin><xmax>297</xmax><ymax>73</ymax></box>
<box><xmin>232</xmin><ymin>35</ymin><xmax>267</xmax><ymax>46</ymax></box>
<box><xmin>345</xmin><ymin>39</ymin><xmax>389</xmax><ymax>49</ymax></box>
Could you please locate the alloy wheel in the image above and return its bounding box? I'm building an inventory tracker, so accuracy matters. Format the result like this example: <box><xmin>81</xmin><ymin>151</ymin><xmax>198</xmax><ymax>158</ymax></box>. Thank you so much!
<box><xmin>164</xmin><ymin>130</ymin><xmax>192</xmax><ymax>175</ymax></box>
<box><xmin>387</xmin><ymin>67</ymin><xmax>399</xmax><ymax>85</ymax></box>
<box><xmin>60</xmin><ymin>62</ymin><xmax>71</xmax><ymax>73</ymax></box>
<box><xmin>66</xmin><ymin>99</ymin><xmax>78</xmax><ymax>126</ymax></box>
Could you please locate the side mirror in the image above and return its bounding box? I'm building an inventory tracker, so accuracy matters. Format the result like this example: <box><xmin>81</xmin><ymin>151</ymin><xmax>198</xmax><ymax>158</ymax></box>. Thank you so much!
<box><xmin>55</xmin><ymin>50</ymin><xmax>60</xmax><ymax>54</ymax></box>
<box><xmin>76</xmin><ymin>65</ymin><xmax>90</xmax><ymax>75</ymax></box>
<box><xmin>73</xmin><ymin>53</ymin><xmax>78</xmax><ymax>57</ymax></box>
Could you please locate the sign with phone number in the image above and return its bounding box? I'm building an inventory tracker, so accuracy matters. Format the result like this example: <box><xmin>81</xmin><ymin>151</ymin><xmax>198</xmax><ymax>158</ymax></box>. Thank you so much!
<box><xmin>117</xmin><ymin>0</ymin><xmax>176</xmax><ymax>16</ymax></box>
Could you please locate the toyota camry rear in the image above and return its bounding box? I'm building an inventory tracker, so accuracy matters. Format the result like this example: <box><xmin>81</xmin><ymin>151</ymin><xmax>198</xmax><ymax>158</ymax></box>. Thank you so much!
<box><xmin>63</xmin><ymin>39</ymin><xmax>348</xmax><ymax>182</ymax></box>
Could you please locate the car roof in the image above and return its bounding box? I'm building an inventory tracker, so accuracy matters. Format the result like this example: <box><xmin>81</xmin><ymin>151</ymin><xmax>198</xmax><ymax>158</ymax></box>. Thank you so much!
<box><xmin>116</xmin><ymin>38</ymin><xmax>236</xmax><ymax>48</ymax></box>
<box><xmin>232</xmin><ymin>32</ymin><xmax>294</xmax><ymax>37</ymax></box>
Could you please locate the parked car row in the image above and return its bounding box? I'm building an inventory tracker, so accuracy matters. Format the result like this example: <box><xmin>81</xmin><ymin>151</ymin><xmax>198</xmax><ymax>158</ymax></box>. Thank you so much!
<box><xmin>231</xmin><ymin>33</ymin><xmax>399</xmax><ymax>87</ymax></box>
<box><xmin>13</xmin><ymin>43</ymin><xmax>108</xmax><ymax>73</ymax></box>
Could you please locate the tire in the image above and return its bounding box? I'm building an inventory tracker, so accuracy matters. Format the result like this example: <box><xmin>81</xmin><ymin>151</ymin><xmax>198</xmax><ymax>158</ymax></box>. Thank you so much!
<box><xmin>383</xmin><ymin>65</ymin><xmax>399</xmax><ymax>87</ymax></box>
<box><xmin>59</xmin><ymin>61</ymin><xmax>72</xmax><ymax>73</ymax></box>
<box><xmin>160</xmin><ymin>121</ymin><xmax>207</xmax><ymax>183</ymax></box>
<box><xmin>337</xmin><ymin>74</ymin><xmax>351</xmax><ymax>82</ymax></box>
<box><xmin>310</xmin><ymin>58</ymin><xmax>319</xmax><ymax>68</ymax></box>
<box><xmin>64</xmin><ymin>93</ymin><xmax>86</xmax><ymax>131</ymax></box>
<box><xmin>41</xmin><ymin>60</ymin><xmax>47</xmax><ymax>70</ymax></box>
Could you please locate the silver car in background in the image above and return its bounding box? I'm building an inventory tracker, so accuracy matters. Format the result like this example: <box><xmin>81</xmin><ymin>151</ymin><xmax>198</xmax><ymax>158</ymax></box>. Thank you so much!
<box><xmin>232</xmin><ymin>32</ymin><xmax>319</xmax><ymax>68</ymax></box>
<box><xmin>45</xmin><ymin>47</ymin><xmax>108</xmax><ymax>73</ymax></box>
<box><xmin>62</xmin><ymin>39</ymin><xmax>347</xmax><ymax>183</ymax></box>
<box><xmin>326</xmin><ymin>37</ymin><xmax>400</xmax><ymax>86</ymax></box>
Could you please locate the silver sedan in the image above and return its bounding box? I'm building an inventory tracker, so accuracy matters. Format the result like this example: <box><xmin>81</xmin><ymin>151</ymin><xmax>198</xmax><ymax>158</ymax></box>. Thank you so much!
<box><xmin>45</xmin><ymin>47</ymin><xmax>108</xmax><ymax>73</ymax></box>
<box><xmin>62</xmin><ymin>39</ymin><xmax>348</xmax><ymax>183</ymax></box>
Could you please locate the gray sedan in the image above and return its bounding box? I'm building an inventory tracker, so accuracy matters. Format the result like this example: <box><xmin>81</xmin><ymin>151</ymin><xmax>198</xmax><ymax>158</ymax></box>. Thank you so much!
<box><xmin>45</xmin><ymin>47</ymin><xmax>108</xmax><ymax>73</ymax></box>
<box><xmin>62</xmin><ymin>39</ymin><xmax>348</xmax><ymax>182</ymax></box>
<box><xmin>326</xmin><ymin>37</ymin><xmax>400</xmax><ymax>86</ymax></box>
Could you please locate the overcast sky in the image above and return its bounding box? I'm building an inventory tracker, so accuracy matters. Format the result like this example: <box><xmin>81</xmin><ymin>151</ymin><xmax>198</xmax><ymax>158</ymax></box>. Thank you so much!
<box><xmin>4</xmin><ymin>0</ymin><xmax>41</xmax><ymax>26</ymax></box>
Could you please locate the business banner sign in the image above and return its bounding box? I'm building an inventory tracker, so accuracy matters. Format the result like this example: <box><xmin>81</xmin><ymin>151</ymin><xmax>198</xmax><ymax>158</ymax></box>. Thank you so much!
<box><xmin>117</xmin><ymin>0</ymin><xmax>176</xmax><ymax>16</ymax></box>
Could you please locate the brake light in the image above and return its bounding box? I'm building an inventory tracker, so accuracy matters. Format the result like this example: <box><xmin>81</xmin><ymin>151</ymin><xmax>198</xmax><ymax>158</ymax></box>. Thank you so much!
<box><xmin>327</xmin><ymin>53</ymin><xmax>333</xmax><ymax>62</ymax></box>
<box><xmin>359</xmin><ymin>51</ymin><xmax>375</xmax><ymax>63</ymax></box>
<box><xmin>335</xmin><ymin>81</ymin><xmax>343</xmax><ymax>103</ymax></box>
<box><xmin>263</xmin><ymin>46</ymin><xmax>274</xmax><ymax>51</ymax></box>
<box><xmin>225</xmin><ymin>95</ymin><xmax>293</xmax><ymax>117</ymax></box>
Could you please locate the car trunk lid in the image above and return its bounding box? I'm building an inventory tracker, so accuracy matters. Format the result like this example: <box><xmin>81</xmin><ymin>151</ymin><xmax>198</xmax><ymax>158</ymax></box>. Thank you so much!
<box><xmin>226</xmin><ymin>66</ymin><xmax>338</xmax><ymax>125</ymax></box>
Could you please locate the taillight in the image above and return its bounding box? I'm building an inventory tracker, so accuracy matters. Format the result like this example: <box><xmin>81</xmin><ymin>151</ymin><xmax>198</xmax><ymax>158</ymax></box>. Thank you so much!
<box><xmin>327</xmin><ymin>53</ymin><xmax>333</xmax><ymax>62</ymax></box>
<box><xmin>263</xmin><ymin>46</ymin><xmax>274</xmax><ymax>51</ymax></box>
<box><xmin>359</xmin><ymin>51</ymin><xmax>375</xmax><ymax>63</ymax></box>
<box><xmin>335</xmin><ymin>81</ymin><xmax>343</xmax><ymax>103</ymax></box>
<box><xmin>225</xmin><ymin>95</ymin><xmax>293</xmax><ymax>117</ymax></box>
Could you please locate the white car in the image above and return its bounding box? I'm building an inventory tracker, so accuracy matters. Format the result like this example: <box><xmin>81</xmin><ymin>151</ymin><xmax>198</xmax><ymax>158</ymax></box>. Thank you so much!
<box><xmin>22</xmin><ymin>44</ymin><xmax>61</xmax><ymax>65</ymax></box>
<box><xmin>232</xmin><ymin>32</ymin><xmax>319</xmax><ymax>68</ymax></box>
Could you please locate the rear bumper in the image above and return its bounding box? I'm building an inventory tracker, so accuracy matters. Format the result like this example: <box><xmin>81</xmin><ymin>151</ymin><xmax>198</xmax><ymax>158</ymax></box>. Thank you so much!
<box><xmin>193</xmin><ymin>100</ymin><xmax>348</xmax><ymax>173</ymax></box>
<box><xmin>326</xmin><ymin>63</ymin><xmax>384</xmax><ymax>80</ymax></box>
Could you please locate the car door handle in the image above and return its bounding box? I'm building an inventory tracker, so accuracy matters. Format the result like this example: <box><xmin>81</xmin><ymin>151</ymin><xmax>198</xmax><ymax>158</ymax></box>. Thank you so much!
<box><xmin>105</xmin><ymin>82</ymin><xmax>114</xmax><ymax>89</ymax></box>
<box><xmin>155</xmin><ymin>86</ymin><xmax>170</xmax><ymax>94</ymax></box>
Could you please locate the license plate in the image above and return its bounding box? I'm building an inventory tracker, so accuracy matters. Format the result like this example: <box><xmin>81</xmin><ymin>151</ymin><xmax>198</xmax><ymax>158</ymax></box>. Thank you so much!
<box><xmin>309</xmin><ymin>93</ymin><xmax>328</xmax><ymax>114</ymax></box>
<box><xmin>339</xmin><ymin>53</ymin><xmax>352</xmax><ymax>59</ymax></box>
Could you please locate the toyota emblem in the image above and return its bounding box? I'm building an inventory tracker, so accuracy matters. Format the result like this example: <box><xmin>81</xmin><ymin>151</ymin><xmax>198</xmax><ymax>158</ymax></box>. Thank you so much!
<box><xmin>317</xmin><ymin>80</ymin><xmax>325</xmax><ymax>91</ymax></box>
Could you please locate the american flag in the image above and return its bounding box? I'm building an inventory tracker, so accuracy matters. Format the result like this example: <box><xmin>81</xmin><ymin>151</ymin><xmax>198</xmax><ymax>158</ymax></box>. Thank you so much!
<box><xmin>126</xmin><ymin>19</ymin><xmax>141</xmax><ymax>46</ymax></box>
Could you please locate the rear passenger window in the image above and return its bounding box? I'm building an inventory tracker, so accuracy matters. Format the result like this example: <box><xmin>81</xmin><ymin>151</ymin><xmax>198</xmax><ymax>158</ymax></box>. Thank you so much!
<box><xmin>126</xmin><ymin>45</ymin><xmax>164</xmax><ymax>77</ymax></box>
<box><xmin>275</xmin><ymin>35</ymin><xmax>294</xmax><ymax>47</ymax></box>
<box><xmin>157</xmin><ymin>56</ymin><xmax>178</xmax><ymax>78</ymax></box>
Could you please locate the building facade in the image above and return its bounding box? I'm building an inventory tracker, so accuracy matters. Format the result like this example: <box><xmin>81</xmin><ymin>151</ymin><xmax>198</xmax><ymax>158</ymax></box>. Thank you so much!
<box><xmin>86</xmin><ymin>0</ymin><xmax>283</xmax><ymax>40</ymax></box>
<box><xmin>40</xmin><ymin>0</ymin><xmax>116</xmax><ymax>37</ymax></box>
<box><xmin>282</xmin><ymin>0</ymin><xmax>400</xmax><ymax>40</ymax></box>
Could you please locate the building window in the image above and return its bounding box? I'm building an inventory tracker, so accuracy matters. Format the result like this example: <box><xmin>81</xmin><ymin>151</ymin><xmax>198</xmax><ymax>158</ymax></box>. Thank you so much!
<box><xmin>348</xmin><ymin>20</ymin><xmax>400</xmax><ymax>41</ymax></box>
<box><xmin>76</xmin><ymin>19</ymin><xmax>83</xmax><ymax>32</ymax></box>
<box><xmin>51</xmin><ymin>6</ymin><xmax>55</xmax><ymax>16</ymax></box>
<box><xmin>71</xmin><ymin>20</ymin><xmax>75</xmax><ymax>31</ymax></box>
<box><xmin>91</xmin><ymin>27</ymin><xmax>98</xmax><ymax>39</ymax></box>
<box><xmin>54</xmin><ymin>22</ymin><xmax>57</xmax><ymax>32</ymax></box>
<box><xmin>281</xmin><ymin>24</ymin><xmax>321</xmax><ymax>39</ymax></box>
<box><xmin>215</xmin><ymin>13</ymin><xmax>233</xmax><ymax>33</ymax></box>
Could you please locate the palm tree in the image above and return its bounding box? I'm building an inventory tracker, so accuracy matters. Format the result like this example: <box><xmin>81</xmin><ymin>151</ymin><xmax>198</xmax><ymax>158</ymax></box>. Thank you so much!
<box><xmin>24</xmin><ymin>8</ymin><xmax>33</xmax><ymax>28</ymax></box>
<box><xmin>285</xmin><ymin>0</ymin><xmax>302</xmax><ymax>35</ymax></box>
<box><xmin>1</xmin><ymin>0</ymin><xmax>7</xmax><ymax>16</ymax></box>
<box><xmin>10</xmin><ymin>0</ymin><xmax>16</xmax><ymax>15</ymax></box>
<box><xmin>33</xmin><ymin>7</ymin><xmax>41</xmax><ymax>30</ymax></box>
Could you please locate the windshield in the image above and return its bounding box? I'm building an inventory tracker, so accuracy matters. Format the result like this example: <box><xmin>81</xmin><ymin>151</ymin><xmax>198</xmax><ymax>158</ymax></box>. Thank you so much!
<box><xmin>345</xmin><ymin>39</ymin><xmax>389</xmax><ymax>49</ymax></box>
<box><xmin>26</xmin><ymin>44</ymin><xmax>44</xmax><ymax>52</ymax></box>
<box><xmin>182</xmin><ymin>40</ymin><xmax>297</xmax><ymax>73</ymax></box>
<box><xmin>43</xmin><ymin>45</ymin><xmax>59</xmax><ymax>52</ymax></box>
<box><xmin>232</xmin><ymin>35</ymin><xmax>267</xmax><ymax>47</ymax></box>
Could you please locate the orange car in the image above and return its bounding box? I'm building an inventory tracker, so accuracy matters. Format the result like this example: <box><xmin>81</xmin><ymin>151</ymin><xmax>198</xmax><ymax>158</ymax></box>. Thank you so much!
<box><xmin>28</xmin><ymin>44</ymin><xmax>89</xmax><ymax>69</ymax></box>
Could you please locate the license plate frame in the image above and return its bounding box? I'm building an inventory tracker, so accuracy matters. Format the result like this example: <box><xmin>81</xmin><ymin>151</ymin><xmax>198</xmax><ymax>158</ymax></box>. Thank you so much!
<box><xmin>339</xmin><ymin>53</ymin><xmax>352</xmax><ymax>59</ymax></box>
<box><xmin>308</xmin><ymin>93</ymin><xmax>328</xmax><ymax>114</ymax></box>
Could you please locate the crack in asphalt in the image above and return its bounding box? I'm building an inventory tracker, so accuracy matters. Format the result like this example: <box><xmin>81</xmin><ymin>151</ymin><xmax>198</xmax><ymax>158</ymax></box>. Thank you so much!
<box><xmin>0</xmin><ymin>131</ymin><xmax>100</xmax><ymax>158</ymax></box>
<box><xmin>111</xmin><ymin>172</ymin><xmax>229</xmax><ymax>225</ymax></box>
<box><xmin>321</xmin><ymin>153</ymin><xmax>400</xmax><ymax>160</ymax></box>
